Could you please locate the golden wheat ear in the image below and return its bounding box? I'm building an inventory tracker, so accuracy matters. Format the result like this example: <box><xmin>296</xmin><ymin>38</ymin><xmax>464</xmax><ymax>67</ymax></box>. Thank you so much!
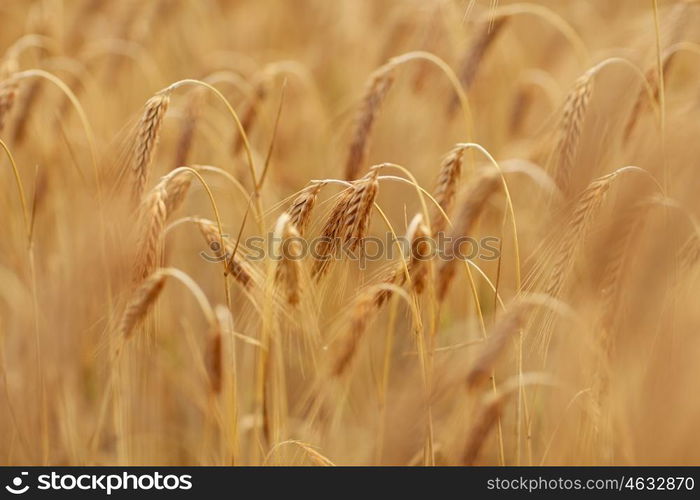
<box><xmin>132</xmin><ymin>182</ymin><xmax>168</xmax><ymax>283</ymax></box>
<box><xmin>196</xmin><ymin>218</ymin><xmax>254</xmax><ymax>290</ymax></box>
<box><xmin>273</xmin><ymin>213</ymin><xmax>304</xmax><ymax>306</ymax></box>
<box><xmin>431</xmin><ymin>145</ymin><xmax>466</xmax><ymax>235</ymax></box>
<box><xmin>552</xmin><ymin>69</ymin><xmax>594</xmax><ymax>194</ymax></box>
<box><xmin>130</xmin><ymin>92</ymin><xmax>171</xmax><ymax>203</ymax></box>
<box><xmin>119</xmin><ymin>269</ymin><xmax>168</xmax><ymax>339</ymax></box>
<box><xmin>287</xmin><ymin>181</ymin><xmax>324</xmax><ymax>237</ymax></box>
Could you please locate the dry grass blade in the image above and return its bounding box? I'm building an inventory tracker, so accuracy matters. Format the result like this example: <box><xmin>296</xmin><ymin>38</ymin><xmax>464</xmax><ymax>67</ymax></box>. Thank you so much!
<box><xmin>287</xmin><ymin>181</ymin><xmax>324</xmax><ymax>236</ymax></box>
<box><xmin>130</xmin><ymin>93</ymin><xmax>170</xmax><ymax>203</ymax></box>
<box><xmin>119</xmin><ymin>269</ymin><xmax>167</xmax><ymax>338</ymax></box>
<box><xmin>437</xmin><ymin>171</ymin><xmax>500</xmax><ymax>301</ymax></box>
<box><xmin>344</xmin><ymin>66</ymin><xmax>394</xmax><ymax>180</ymax></box>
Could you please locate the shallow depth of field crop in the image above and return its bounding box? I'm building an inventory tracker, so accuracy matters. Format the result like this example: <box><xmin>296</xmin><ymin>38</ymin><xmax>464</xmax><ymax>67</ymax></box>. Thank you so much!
<box><xmin>1</xmin><ymin>0</ymin><xmax>699</xmax><ymax>466</ymax></box>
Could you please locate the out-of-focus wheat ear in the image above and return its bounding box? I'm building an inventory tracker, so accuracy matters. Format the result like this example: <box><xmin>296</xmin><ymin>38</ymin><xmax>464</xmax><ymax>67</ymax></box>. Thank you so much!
<box><xmin>431</xmin><ymin>145</ymin><xmax>465</xmax><ymax>235</ymax></box>
<box><xmin>132</xmin><ymin>183</ymin><xmax>168</xmax><ymax>283</ymax></box>
<box><xmin>406</xmin><ymin>214</ymin><xmax>432</xmax><ymax>294</ymax></box>
<box><xmin>232</xmin><ymin>79</ymin><xmax>267</xmax><ymax>155</ymax></box>
<box><xmin>173</xmin><ymin>90</ymin><xmax>202</xmax><ymax>169</ymax></box>
<box><xmin>466</xmin><ymin>302</ymin><xmax>529</xmax><ymax>390</ymax></box>
<box><xmin>162</xmin><ymin>169</ymin><xmax>193</xmax><ymax>216</ymax></box>
<box><xmin>598</xmin><ymin>202</ymin><xmax>649</xmax><ymax>333</ymax></box>
<box><xmin>11</xmin><ymin>79</ymin><xmax>42</xmax><ymax>145</ymax></box>
<box><xmin>0</xmin><ymin>77</ymin><xmax>19</xmax><ymax>134</ymax></box>
<box><xmin>332</xmin><ymin>293</ymin><xmax>375</xmax><ymax>377</ymax></box>
<box><xmin>196</xmin><ymin>218</ymin><xmax>253</xmax><ymax>290</ymax></box>
<box><xmin>131</xmin><ymin>92</ymin><xmax>170</xmax><ymax>203</ymax></box>
<box><xmin>311</xmin><ymin>187</ymin><xmax>353</xmax><ymax>279</ymax></box>
<box><xmin>436</xmin><ymin>172</ymin><xmax>500</xmax><ymax>301</ymax></box>
<box><xmin>206</xmin><ymin>315</ymin><xmax>223</xmax><ymax>394</ymax></box>
<box><xmin>119</xmin><ymin>269</ymin><xmax>168</xmax><ymax>338</ymax></box>
<box><xmin>274</xmin><ymin>213</ymin><xmax>303</xmax><ymax>306</ymax></box>
<box><xmin>343</xmin><ymin>66</ymin><xmax>394</xmax><ymax>180</ymax></box>
<box><xmin>676</xmin><ymin>233</ymin><xmax>700</xmax><ymax>283</ymax></box>
<box><xmin>448</xmin><ymin>17</ymin><xmax>507</xmax><ymax>114</ymax></box>
<box><xmin>623</xmin><ymin>51</ymin><xmax>676</xmax><ymax>144</ymax></box>
<box><xmin>545</xmin><ymin>171</ymin><xmax>617</xmax><ymax>300</ymax></box>
<box><xmin>345</xmin><ymin>167</ymin><xmax>379</xmax><ymax>250</ymax></box>
<box><xmin>463</xmin><ymin>392</ymin><xmax>509</xmax><ymax>465</ymax></box>
<box><xmin>287</xmin><ymin>181</ymin><xmax>324</xmax><ymax>236</ymax></box>
<box><xmin>552</xmin><ymin>69</ymin><xmax>594</xmax><ymax>194</ymax></box>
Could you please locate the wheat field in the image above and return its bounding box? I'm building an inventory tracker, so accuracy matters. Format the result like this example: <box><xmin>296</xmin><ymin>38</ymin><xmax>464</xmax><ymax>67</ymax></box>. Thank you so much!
<box><xmin>1</xmin><ymin>0</ymin><xmax>700</xmax><ymax>466</ymax></box>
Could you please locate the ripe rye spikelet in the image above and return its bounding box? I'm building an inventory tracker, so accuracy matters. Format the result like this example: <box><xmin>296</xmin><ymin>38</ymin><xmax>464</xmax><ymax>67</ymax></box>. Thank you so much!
<box><xmin>466</xmin><ymin>301</ymin><xmax>529</xmax><ymax>390</ymax></box>
<box><xmin>274</xmin><ymin>213</ymin><xmax>304</xmax><ymax>305</ymax></box>
<box><xmin>173</xmin><ymin>90</ymin><xmax>202</xmax><ymax>168</ymax></box>
<box><xmin>344</xmin><ymin>67</ymin><xmax>394</xmax><ymax>180</ymax></box>
<box><xmin>196</xmin><ymin>218</ymin><xmax>253</xmax><ymax>289</ymax></box>
<box><xmin>132</xmin><ymin>183</ymin><xmax>167</xmax><ymax>282</ymax></box>
<box><xmin>544</xmin><ymin>171</ymin><xmax>618</xmax><ymax>300</ymax></box>
<box><xmin>431</xmin><ymin>145</ymin><xmax>465</xmax><ymax>235</ymax></box>
<box><xmin>287</xmin><ymin>181</ymin><xmax>324</xmax><ymax>236</ymax></box>
<box><xmin>131</xmin><ymin>92</ymin><xmax>170</xmax><ymax>203</ymax></box>
<box><xmin>437</xmin><ymin>172</ymin><xmax>500</xmax><ymax>301</ymax></box>
<box><xmin>552</xmin><ymin>69</ymin><xmax>594</xmax><ymax>194</ymax></box>
<box><xmin>119</xmin><ymin>269</ymin><xmax>167</xmax><ymax>338</ymax></box>
<box><xmin>449</xmin><ymin>17</ymin><xmax>507</xmax><ymax>113</ymax></box>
